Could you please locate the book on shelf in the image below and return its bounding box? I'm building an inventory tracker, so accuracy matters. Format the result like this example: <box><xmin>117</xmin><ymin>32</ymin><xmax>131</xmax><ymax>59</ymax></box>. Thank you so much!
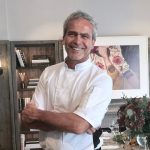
<box><xmin>29</xmin><ymin>78</ymin><xmax>39</xmax><ymax>81</ymax></box>
<box><xmin>32</xmin><ymin>55</ymin><xmax>50</xmax><ymax>59</ymax></box>
<box><xmin>25</xmin><ymin>132</ymin><xmax>39</xmax><ymax>144</ymax></box>
<box><xmin>28</xmin><ymin>78</ymin><xmax>39</xmax><ymax>83</ymax></box>
<box><xmin>30</xmin><ymin>129</ymin><xmax>40</xmax><ymax>131</ymax></box>
<box><xmin>27</xmin><ymin>78</ymin><xmax>39</xmax><ymax>88</ymax></box>
<box><xmin>27</xmin><ymin>85</ymin><xmax>37</xmax><ymax>89</ymax></box>
<box><xmin>16</xmin><ymin>54</ymin><xmax>21</xmax><ymax>67</ymax></box>
<box><xmin>28</xmin><ymin>82</ymin><xmax>38</xmax><ymax>86</ymax></box>
<box><xmin>15</xmin><ymin>48</ymin><xmax>26</xmax><ymax>67</ymax></box>
<box><xmin>31</xmin><ymin>62</ymin><xmax>50</xmax><ymax>67</ymax></box>
<box><xmin>32</xmin><ymin>59</ymin><xmax>50</xmax><ymax>63</ymax></box>
<box><xmin>18</xmin><ymin>97</ymin><xmax>31</xmax><ymax>112</ymax></box>
<box><xmin>27</xmin><ymin>78</ymin><xmax>39</xmax><ymax>89</ymax></box>
<box><xmin>32</xmin><ymin>55</ymin><xmax>50</xmax><ymax>64</ymax></box>
<box><xmin>19</xmin><ymin>49</ymin><xmax>26</xmax><ymax>65</ymax></box>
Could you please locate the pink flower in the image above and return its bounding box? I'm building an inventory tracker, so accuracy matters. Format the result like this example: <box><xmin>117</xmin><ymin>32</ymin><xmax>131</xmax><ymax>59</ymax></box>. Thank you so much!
<box><xmin>112</xmin><ymin>56</ymin><xmax>123</xmax><ymax>65</ymax></box>
<box><xmin>96</xmin><ymin>62</ymin><xmax>105</xmax><ymax>69</ymax></box>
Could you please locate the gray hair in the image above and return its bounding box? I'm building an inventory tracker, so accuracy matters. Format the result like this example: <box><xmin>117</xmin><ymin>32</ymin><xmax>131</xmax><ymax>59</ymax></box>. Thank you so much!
<box><xmin>63</xmin><ymin>10</ymin><xmax>98</xmax><ymax>40</ymax></box>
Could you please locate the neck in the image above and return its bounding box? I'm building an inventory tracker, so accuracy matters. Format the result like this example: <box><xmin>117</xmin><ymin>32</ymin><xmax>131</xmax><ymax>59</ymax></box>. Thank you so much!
<box><xmin>65</xmin><ymin>57</ymin><xmax>88</xmax><ymax>69</ymax></box>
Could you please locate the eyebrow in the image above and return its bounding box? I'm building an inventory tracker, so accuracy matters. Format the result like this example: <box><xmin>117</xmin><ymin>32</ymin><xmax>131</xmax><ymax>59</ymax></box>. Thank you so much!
<box><xmin>67</xmin><ymin>31</ymin><xmax>91</xmax><ymax>37</ymax></box>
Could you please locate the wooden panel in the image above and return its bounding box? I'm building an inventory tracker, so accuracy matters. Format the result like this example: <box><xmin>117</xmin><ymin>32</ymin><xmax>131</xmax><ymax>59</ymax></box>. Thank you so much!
<box><xmin>148</xmin><ymin>38</ymin><xmax>150</xmax><ymax>96</ymax></box>
<box><xmin>0</xmin><ymin>41</ymin><xmax>14</xmax><ymax>150</ymax></box>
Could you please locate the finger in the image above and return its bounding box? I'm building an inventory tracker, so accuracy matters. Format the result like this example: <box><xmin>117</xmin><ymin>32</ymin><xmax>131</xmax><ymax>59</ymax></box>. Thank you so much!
<box><xmin>26</xmin><ymin>102</ymin><xmax>35</xmax><ymax>108</ymax></box>
<box><xmin>30</xmin><ymin>101</ymin><xmax>36</xmax><ymax>106</ymax></box>
<box><xmin>22</xmin><ymin>112</ymin><xmax>36</xmax><ymax>122</ymax></box>
<box><xmin>86</xmin><ymin>127</ymin><xmax>96</xmax><ymax>134</ymax></box>
<box><xmin>22</xmin><ymin>116</ymin><xmax>33</xmax><ymax>123</ymax></box>
<box><xmin>86</xmin><ymin>129</ymin><xmax>92</xmax><ymax>134</ymax></box>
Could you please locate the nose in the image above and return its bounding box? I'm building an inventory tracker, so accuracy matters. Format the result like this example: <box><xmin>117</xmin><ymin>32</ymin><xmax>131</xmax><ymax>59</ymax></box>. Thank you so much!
<box><xmin>73</xmin><ymin>34</ymin><xmax>82</xmax><ymax>44</ymax></box>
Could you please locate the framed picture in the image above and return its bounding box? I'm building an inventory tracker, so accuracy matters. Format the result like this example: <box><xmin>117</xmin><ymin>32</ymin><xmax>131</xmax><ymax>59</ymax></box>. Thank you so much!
<box><xmin>91</xmin><ymin>36</ymin><xmax>149</xmax><ymax>99</ymax></box>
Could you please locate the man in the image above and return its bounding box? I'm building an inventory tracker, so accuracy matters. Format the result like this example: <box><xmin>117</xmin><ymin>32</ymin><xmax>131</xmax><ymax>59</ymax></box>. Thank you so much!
<box><xmin>22</xmin><ymin>10</ymin><xmax>112</xmax><ymax>150</ymax></box>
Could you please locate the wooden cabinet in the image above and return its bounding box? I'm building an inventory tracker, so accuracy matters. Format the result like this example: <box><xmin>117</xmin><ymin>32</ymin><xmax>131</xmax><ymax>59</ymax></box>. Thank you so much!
<box><xmin>0</xmin><ymin>41</ymin><xmax>17</xmax><ymax>150</ymax></box>
<box><xmin>10</xmin><ymin>40</ymin><xmax>64</xmax><ymax>149</ymax></box>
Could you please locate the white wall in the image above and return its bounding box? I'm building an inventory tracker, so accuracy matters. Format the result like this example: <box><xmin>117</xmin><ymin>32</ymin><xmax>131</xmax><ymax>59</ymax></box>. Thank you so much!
<box><xmin>1</xmin><ymin>0</ymin><xmax>150</xmax><ymax>40</ymax></box>
<box><xmin>0</xmin><ymin>0</ymin><xmax>8</xmax><ymax>39</ymax></box>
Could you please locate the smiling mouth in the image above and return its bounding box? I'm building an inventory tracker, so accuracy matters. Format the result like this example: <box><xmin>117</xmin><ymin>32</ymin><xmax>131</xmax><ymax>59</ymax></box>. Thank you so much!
<box><xmin>72</xmin><ymin>47</ymin><xmax>83</xmax><ymax>51</ymax></box>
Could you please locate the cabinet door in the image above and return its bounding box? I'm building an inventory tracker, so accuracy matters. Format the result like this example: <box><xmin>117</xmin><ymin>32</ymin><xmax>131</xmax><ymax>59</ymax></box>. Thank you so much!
<box><xmin>0</xmin><ymin>41</ymin><xmax>17</xmax><ymax>150</ymax></box>
<box><xmin>10</xmin><ymin>40</ymin><xmax>64</xmax><ymax>149</ymax></box>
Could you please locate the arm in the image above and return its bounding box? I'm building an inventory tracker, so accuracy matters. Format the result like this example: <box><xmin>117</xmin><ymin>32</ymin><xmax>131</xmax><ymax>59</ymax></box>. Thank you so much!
<box><xmin>22</xmin><ymin>119</ymin><xmax>55</xmax><ymax>131</ymax></box>
<box><xmin>21</xmin><ymin>102</ymin><xmax>91</xmax><ymax>134</ymax></box>
<box><xmin>22</xmin><ymin>67</ymin><xmax>112</xmax><ymax>135</ymax></box>
<box><xmin>21</xmin><ymin>69</ymin><xmax>93</xmax><ymax>134</ymax></box>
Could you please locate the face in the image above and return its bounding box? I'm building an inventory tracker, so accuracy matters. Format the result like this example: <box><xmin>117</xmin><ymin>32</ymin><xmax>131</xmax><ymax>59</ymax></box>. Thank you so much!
<box><xmin>63</xmin><ymin>19</ymin><xmax>95</xmax><ymax>63</ymax></box>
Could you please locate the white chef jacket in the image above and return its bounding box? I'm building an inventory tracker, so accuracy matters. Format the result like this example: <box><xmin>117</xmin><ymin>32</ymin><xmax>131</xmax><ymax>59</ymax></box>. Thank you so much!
<box><xmin>32</xmin><ymin>58</ymin><xmax>112</xmax><ymax>150</ymax></box>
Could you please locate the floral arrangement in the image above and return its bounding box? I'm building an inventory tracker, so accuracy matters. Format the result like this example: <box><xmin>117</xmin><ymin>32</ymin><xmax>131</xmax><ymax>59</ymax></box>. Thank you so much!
<box><xmin>117</xmin><ymin>95</ymin><xmax>150</xmax><ymax>137</ymax></box>
<box><xmin>112</xmin><ymin>96</ymin><xmax>150</xmax><ymax>148</ymax></box>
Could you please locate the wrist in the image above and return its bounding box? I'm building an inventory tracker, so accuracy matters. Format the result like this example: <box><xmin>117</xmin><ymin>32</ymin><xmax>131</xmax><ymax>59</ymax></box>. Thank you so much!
<box><xmin>38</xmin><ymin>109</ymin><xmax>44</xmax><ymax>122</ymax></box>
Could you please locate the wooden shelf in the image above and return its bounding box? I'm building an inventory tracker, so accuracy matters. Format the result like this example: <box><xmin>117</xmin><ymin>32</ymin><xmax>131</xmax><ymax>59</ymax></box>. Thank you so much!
<box><xmin>17</xmin><ymin>88</ymin><xmax>36</xmax><ymax>91</ymax></box>
<box><xmin>10</xmin><ymin>40</ymin><xmax>64</xmax><ymax>149</ymax></box>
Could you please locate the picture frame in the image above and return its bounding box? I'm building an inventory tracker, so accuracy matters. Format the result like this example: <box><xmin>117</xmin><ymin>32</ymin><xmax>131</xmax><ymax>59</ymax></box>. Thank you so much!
<box><xmin>92</xmin><ymin>36</ymin><xmax>149</xmax><ymax>99</ymax></box>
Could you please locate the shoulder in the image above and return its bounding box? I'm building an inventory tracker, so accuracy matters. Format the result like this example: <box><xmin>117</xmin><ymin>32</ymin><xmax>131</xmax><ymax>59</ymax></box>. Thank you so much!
<box><xmin>90</xmin><ymin>63</ymin><xmax>112</xmax><ymax>86</ymax></box>
<box><xmin>90</xmin><ymin>62</ymin><xmax>110</xmax><ymax>77</ymax></box>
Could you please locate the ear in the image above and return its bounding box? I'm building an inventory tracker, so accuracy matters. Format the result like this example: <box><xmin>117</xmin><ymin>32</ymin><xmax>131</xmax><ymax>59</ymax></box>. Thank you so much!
<box><xmin>91</xmin><ymin>40</ymin><xmax>95</xmax><ymax>49</ymax></box>
<box><xmin>92</xmin><ymin>39</ymin><xmax>95</xmax><ymax>45</ymax></box>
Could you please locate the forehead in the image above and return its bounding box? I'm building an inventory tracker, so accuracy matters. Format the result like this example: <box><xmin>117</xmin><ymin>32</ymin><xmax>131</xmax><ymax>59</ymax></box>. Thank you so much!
<box><xmin>67</xmin><ymin>18</ymin><xmax>93</xmax><ymax>34</ymax></box>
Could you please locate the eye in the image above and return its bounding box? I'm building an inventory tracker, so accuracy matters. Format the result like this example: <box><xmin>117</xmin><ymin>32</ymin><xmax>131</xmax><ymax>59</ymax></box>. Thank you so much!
<box><xmin>81</xmin><ymin>34</ymin><xmax>90</xmax><ymax>39</ymax></box>
<box><xmin>67</xmin><ymin>31</ymin><xmax>77</xmax><ymax>37</ymax></box>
